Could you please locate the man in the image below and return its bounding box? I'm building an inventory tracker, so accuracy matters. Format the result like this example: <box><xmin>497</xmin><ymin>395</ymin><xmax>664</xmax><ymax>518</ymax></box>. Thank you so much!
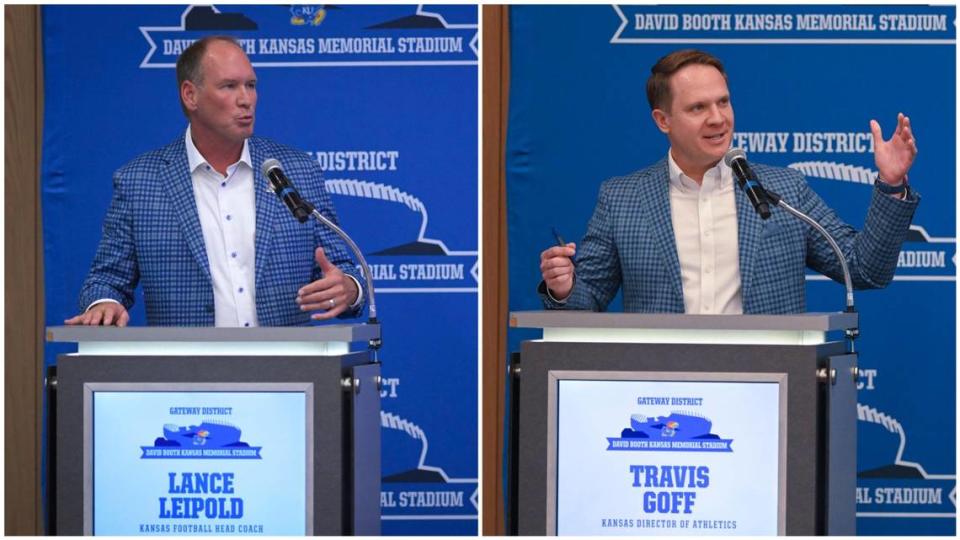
<box><xmin>539</xmin><ymin>49</ymin><xmax>918</xmax><ymax>314</ymax></box>
<box><xmin>66</xmin><ymin>36</ymin><xmax>363</xmax><ymax>327</ymax></box>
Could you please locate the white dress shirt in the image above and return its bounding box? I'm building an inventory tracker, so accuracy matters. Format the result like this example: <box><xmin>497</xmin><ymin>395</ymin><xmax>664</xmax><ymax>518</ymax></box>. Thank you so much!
<box><xmin>667</xmin><ymin>151</ymin><xmax>744</xmax><ymax>315</ymax></box>
<box><xmin>185</xmin><ymin>126</ymin><xmax>259</xmax><ymax>327</ymax></box>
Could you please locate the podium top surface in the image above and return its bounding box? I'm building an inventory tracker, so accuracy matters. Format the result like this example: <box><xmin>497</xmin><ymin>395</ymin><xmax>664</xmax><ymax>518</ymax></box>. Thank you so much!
<box><xmin>509</xmin><ymin>311</ymin><xmax>857</xmax><ymax>332</ymax></box>
<box><xmin>46</xmin><ymin>324</ymin><xmax>380</xmax><ymax>343</ymax></box>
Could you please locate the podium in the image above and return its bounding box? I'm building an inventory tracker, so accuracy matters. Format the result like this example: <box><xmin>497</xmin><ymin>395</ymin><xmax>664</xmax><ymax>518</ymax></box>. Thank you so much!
<box><xmin>46</xmin><ymin>325</ymin><xmax>381</xmax><ymax>536</ymax></box>
<box><xmin>508</xmin><ymin>311</ymin><xmax>858</xmax><ymax>536</ymax></box>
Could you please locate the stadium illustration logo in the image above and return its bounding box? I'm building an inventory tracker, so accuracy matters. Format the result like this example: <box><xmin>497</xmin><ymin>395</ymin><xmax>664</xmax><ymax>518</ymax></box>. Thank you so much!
<box><xmin>140</xmin><ymin>419</ymin><xmax>262</xmax><ymax>459</ymax></box>
<box><xmin>140</xmin><ymin>4</ymin><xmax>477</xmax><ymax>68</ymax></box>
<box><xmin>856</xmin><ymin>403</ymin><xmax>955</xmax><ymax>517</ymax></box>
<box><xmin>790</xmin><ymin>160</ymin><xmax>956</xmax><ymax>282</ymax></box>
<box><xmin>327</xmin><ymin>178</ymin><xmax>478</xmax><ymax>293</ymax></box>
<box><xmin>607</xmin><ymin>410</ymin><xmax>734</xmax><ymax>452</ymax></box>
<box><xmin>380</xmin><ymin>411</ymin><xmax>478</xmax><ymax>521</ymax></box>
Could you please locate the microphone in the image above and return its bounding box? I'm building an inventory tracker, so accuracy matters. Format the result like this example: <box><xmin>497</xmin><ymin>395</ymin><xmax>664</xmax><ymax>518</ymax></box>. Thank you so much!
<box><xmin>262</xmin><ymin>159</ymin><xmax>314</xmax><ymax>223</ymax></box>
<box><xmin>724</xmin><ymin>148</ymin><xmax>771</xmax><ymax>220</ymax></box>
<box><xmin>262</xmin><ymin>158</ymin><xmax>381</xmax><ymax>349</ymax></box>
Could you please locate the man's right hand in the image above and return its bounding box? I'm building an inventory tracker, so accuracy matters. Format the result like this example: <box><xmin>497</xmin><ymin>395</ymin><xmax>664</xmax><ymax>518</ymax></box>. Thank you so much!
<box><xmin>540</xmin><ymin>242</ymin><xmax>576</xmax><ymax>300</ymax></box>
<box><xmin>65</xmin><ymin>303</ymin><xmax>130</xmax><ymax>327</ymax></box>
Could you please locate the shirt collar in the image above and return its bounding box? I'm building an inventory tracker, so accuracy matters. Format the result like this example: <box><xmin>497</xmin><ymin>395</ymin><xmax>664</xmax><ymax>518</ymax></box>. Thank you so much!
<box><xmin>667</xmin><ymin>149</ymin><xmax>733</xmax><ymax>193</ymax></box>
<box><xmin>185</xmin><ymin>125</ymin><xmax>252</xmax><ymax>175</ymax></box>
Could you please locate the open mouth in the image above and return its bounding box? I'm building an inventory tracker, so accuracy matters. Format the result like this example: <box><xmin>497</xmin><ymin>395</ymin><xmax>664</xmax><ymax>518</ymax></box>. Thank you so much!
<box><xmin>704</xmin><ymin>132</ymin><xmax>727</xmax><ymax>143</ymax></box>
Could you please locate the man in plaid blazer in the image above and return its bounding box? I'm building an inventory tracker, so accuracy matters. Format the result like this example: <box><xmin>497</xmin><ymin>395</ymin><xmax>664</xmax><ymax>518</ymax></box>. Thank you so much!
<box><xmin>539</xmin><ymin>50</ymin><xmax>919</xmax><ymax>314</ymax></box>
<box><xmin>66</xmin><ymin>36</ymin><xmax>363</xmax><ymax>327</ymax></box>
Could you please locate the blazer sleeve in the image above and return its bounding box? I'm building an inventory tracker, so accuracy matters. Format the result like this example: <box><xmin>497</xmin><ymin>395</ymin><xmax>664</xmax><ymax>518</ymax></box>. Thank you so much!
<box><xmin>540</xmin><ymin>181</ymin><xmax>623</xmax><ymax>311</ymax></box>
<box><xmin>77</xmin><ymin>171</ymin><xmax>140</xmax><ymax>312</ymax></box>
<box><xmin>796</xmin><ymin>174</ymin><xmax>919</xmax><ymax>289</ymax></box>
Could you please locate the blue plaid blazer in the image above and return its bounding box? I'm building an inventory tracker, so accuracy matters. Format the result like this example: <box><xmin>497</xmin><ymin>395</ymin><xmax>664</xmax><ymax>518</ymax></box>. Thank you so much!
<box><xmin>542</xmin><ymin>159</ymin><xmax>919</xmax><ymax>314</ymax></box>
<box><xmin>78</xmin><ymin>135</ymin><xmax>364</xmax><ymax>326</ymax></box>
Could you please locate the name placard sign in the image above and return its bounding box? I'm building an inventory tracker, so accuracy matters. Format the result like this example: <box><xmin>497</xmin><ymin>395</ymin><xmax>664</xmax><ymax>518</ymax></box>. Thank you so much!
<box><xmin>86</xmin><ymin>384</ymin><xmax>313</xmax><ymax>535</ymax></box>
<box><xmin>549</xmin><ymin>372</ymin><xmax>786</xmax><ymax>536</ymax></box>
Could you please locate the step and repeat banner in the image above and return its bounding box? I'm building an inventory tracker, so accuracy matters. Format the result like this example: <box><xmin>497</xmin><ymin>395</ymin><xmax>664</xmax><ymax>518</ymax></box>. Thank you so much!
<box><xmin>506</xmin><ymin>5</ymin><xmax>954</xmax><ymax>536</ymax></box>
<box><xmin>41</xmin><ymin>5</ymin><xmax>477</xmax><ymax>535</ymax></box>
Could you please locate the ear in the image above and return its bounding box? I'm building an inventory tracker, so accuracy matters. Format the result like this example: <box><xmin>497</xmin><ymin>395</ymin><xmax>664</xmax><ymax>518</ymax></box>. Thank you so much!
<box><xmin>181</xmin><ymin>80</ymin><xmax>199</xmax><ymax>113</ymax></box>
<box><xmin>651</xmin><ymin>108</ymin><xmax>670</xmax><ymax>134</ymax></box>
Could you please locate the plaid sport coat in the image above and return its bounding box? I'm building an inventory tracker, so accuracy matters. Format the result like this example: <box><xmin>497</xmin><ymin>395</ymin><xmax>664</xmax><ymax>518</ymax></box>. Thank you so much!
<box><xmin>78</xmin><ymin>135</ymin><xmax>364</xmax><ymax>326</ymax></box>
<box><xmin>542</xmin><ymin>159</ymin><xmax>919</xmax><ymax>314</ymax></box>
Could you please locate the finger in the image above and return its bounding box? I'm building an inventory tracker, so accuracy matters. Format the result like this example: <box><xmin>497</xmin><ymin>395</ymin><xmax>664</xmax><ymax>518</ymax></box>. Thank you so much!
<box><xmin>103</xmin><ymin>308</ymin><xmax>115</xmax><ymax>326</ymax></box>
<box><xmin>543</xmin><ymin>266</ymin><xmax>574</xmax><ymax>280</ymax></box>
<box><xmin>869</xmin><ymin>119</ymin><xmax>883</xmax><ymax>144</ymax></box>
<box><xmin>88</xmin><ymin>309</ymin><xmax>104</xmax><ymax>326</ymax></box>
<box><xmin>300</xmin><ymin>289</ymin><xmax>345</xmax><ymax>311</ymax></box>
<box><xmin>311</xmin><ymin>303</ymin><xmax>345</xmax><ymax>321</ymax></box>
<box><xmin>541</xmin><ymin>255</ymin><xmax>574</xmax><ymax>270</ymax></box>
<box><xmin>118</xmin><ymin>310</ymin><xmax>130</xmax><ymax>328</ymax></box>
<box><xmin>542</xmin><ymin>245</ymin><xmax>576</xmax><ymax>259</ymax></box>
<box><xmin>314</xmin><ymin>247</ymin><xmax>336</xmax><ymax>272</ymax></box>
<box><xmin>65</xmin><ymin>314</ymin><xmax>83</xmax><ymax>325</ymax></box>
<box><xmin>893</xmin><ymin>112</ymin><xmax>904</xmax><ymax>136</ymax></box>
<box><xmin>298</xmin><ymin>274</ymin><xmax>339</xmax><ymax>297</ymax></box>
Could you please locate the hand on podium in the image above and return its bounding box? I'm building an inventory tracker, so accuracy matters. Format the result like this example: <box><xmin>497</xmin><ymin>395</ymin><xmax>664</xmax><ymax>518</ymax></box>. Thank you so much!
<box><xmin>540</xmin><ymin>243</ymin><xmax>576</xmax><ymax>301</ymax></box>
<box><xmin>296</xmin><ymin>247</ymin><xmax>359</xmax><ymax>320</ymax></box>
<box><xmin>65</xmin><ymin>302</ymin><xmax>129</xmax><ymax>327</ymax></box>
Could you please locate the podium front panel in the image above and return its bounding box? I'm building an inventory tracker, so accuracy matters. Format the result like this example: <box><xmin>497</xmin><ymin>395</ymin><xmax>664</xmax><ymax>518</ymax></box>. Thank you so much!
<box><xmin>545</xmin><ymin>371</ymin><xmax>787</xmax><ymax>536</ymax></box>
<box><xmin>55</xmin><ymin>352</ymin><xmax>376</xmax><ymax>536</ymax></box>
<box><xmin>517</xmin><ymin>340</ymin><xmax>846</xmax><ymax>536</ymax></box>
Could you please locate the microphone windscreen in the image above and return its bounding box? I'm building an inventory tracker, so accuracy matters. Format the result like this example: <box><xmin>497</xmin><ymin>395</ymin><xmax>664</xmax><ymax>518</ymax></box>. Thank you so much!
<box><xmin>261</xmin><ymin>158</ymin><xmax>282</xmax><ymax>178</ymax></box>
<box><xmin>723</xmin><ymin>148</ymin><xmax>747</xmax><ymax>166</ymax></box>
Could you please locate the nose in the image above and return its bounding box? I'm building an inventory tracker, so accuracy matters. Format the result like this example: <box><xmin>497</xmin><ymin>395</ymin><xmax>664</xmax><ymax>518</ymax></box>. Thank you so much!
<box><xmin>237</xmin><ymin>86</ymin><xmax>252</xmax><ymax>108</ymax></box>
<box><xmin>706</xmin><ymin>104</ymin><xmax>724</xmax><ymax>125</ymax></box>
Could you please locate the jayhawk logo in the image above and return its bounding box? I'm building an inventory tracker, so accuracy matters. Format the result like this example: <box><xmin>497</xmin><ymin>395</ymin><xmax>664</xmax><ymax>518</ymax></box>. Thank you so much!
<box><xmin>290</xmin><ymin>5</ymin><xmax>327</xmax><ymax>26</ymax></box>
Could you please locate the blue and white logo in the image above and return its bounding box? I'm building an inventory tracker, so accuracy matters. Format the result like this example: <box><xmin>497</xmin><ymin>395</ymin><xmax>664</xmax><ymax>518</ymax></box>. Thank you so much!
<box><xmin>607</xmin><ymin>410</ymin><xmax>734</xmax><ymax>452</ymax></box>
<box><xmin>141</xmin><ymin>419</ymin><xmax>263</xmax><ymax>459</ymax></box>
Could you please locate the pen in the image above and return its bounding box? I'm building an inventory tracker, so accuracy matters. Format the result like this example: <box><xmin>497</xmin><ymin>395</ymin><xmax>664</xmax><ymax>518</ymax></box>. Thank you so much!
<box><xmin>552</xmin><ymin>227</ymin><xmax>566</xmax><ymax>247</ymax></box>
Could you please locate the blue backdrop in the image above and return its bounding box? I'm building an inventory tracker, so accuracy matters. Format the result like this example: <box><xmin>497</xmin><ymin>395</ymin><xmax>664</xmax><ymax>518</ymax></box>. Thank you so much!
<box><xmin>506</xmin><ymin>5</ymin><xmax>955</xmax><ymax>535</ymax></box>
<box><xmin>41</xmin><ymin>4</ymin><xmax>477</xmax><ymax>535</ymax></box>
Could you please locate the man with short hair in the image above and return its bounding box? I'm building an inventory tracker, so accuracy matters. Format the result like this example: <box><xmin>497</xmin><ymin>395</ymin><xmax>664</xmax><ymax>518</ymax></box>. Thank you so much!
<box><xmin>539</xmin><ymin>49</ymin><xmax>918</xmax><ymax>314</ymax></box>
<box><xmin>67</xmin><ymin>35</ymin><xmax>363</xmax><ymax>327</ymax></box>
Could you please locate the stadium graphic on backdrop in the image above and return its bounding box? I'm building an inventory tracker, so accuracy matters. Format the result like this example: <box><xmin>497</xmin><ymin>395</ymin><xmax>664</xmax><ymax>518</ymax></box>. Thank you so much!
<box><xmin>789</xmin><ymin>161</ymin><xmax>956</xmax><ymax>283</ymax></box>
<box><xmin>326</xmin><ymin>178</ymin><xmax>478</xmax><ymax>293</ymax></box>
<box><xmin>380</xmin><ymin>411</ymin><xmax>478</xmax><ymax>521</ymax></box>
<box><xmin>140</xmin><ymin>4</ymin><xmax>478</xmax><ymax>68</ymax></box>
<box><xmin>856</xmin><ymin>403</ymin><xmax>956</xmax><ymax>517</ymax></box>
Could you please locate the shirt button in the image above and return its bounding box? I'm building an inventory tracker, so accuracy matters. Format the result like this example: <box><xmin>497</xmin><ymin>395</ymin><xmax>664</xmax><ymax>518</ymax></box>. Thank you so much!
<box><xmin>231</xmin><ymin>252</ymin><xmax>238</xmax><ymax>258</ymax></box>
<box><xmin>238</xmin><ymin>287</ymin><xmax>244</xmax><ymax>293</ymax></box>
<box><xmin>221</xmin><ymin>182</ymin><xmax>226</xmax><ymax>188</ymax></box>
<box><xmin>244</xmin><ymin>322</ymin><xmax>250</xmax><ymax>327</ymax></box>
<box><xmin>225</xmin><ymin>214</ymin><xmax>232</xmax><ymax>221</ymax></box>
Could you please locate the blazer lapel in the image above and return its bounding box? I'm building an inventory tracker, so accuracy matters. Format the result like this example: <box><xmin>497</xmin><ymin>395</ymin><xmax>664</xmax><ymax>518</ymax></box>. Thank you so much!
<box><xmin>635</xmin><ymin>160</ymin><xmax>684</xmax><ymax>305</ymax></box>
<box><xmin>735</xmin><ymin>181</ymin><xmax>764</xmax><ymax>309</ymax></box>
<box><xmin>161</xmin><ymin>139</ymin><xmax>211</xmax><ymax>281</ymax></box>
<box><xmin>248</xmin><ymin>139</ymin><xmax>279</xmax><ymax>288</ymax></box>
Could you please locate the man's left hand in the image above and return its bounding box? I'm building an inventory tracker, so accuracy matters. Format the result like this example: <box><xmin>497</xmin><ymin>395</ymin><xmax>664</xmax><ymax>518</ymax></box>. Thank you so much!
<box><xmin>296</xmin><ymin>247</ymin><xmax>359</xmax><ymax>320</ymax></box>
<box><xmin>871</xmin><ymin>112</ymin><xmax>917</xmax><ymax>185</ymax></box>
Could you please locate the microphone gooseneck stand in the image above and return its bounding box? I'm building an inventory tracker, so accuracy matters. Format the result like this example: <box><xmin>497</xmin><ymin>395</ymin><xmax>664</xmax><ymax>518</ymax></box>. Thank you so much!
<box><xmin>763</xmin><ymin>188</ymin><xmax>860</xmax><ymax>353</ymax></box>
<box><xmin>263</xmin><ymin>160</ymin><xmax>381</xmax><ymax>354</ymax></box>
